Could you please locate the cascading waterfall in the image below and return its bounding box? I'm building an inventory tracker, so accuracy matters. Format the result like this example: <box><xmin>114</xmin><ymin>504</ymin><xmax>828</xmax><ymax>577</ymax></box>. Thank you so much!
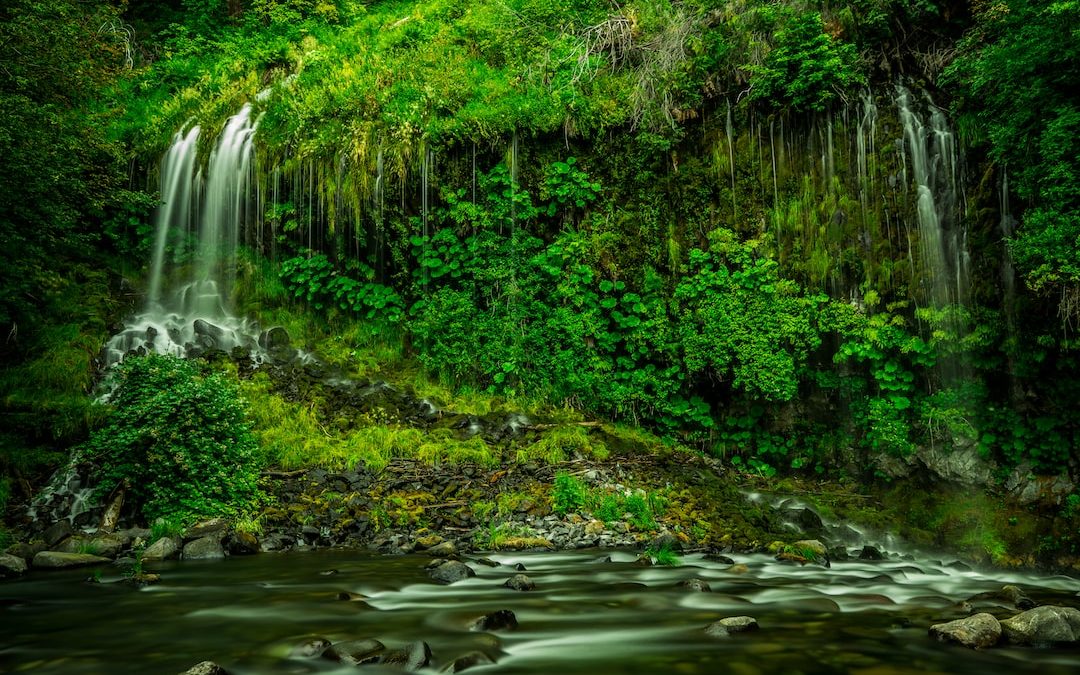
<box><xmin>103</xmin><ymin>105</ymin><xmax>272</xmax><ymax>368</ymax></box>
<box><xmin>895</xmin><ymin>84</ymin><xmax>970</xmax><ymax>314</ymax></box>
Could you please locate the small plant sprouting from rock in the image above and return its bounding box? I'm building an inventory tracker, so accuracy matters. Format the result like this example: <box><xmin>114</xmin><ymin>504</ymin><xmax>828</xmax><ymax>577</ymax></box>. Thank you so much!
<box><xmin>645</xmin><ymin>541</ymin><xmax>681</xmax><ymax>566</ymax></box>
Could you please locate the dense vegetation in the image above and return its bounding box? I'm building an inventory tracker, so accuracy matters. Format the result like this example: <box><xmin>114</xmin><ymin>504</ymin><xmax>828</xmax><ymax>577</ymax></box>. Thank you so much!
<box><xmin>1</xmin><ymin>0</ymin><xmax>1079</xmax><ymax>541</ymax></box>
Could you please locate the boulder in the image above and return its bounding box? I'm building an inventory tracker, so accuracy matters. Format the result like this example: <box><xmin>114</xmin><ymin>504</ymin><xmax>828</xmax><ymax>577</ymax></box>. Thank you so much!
<box><xmin>180</xmin><ymin>661</ymin><xmax>228</xmax><ymax>675</ymax></box>
<box><xmin>185</xmin><ymin>518</ymin><xmax>229</xmax><ymax>541</ymax></box>
<box><xmin>32</xmin><ymin>551</ymin><xmax>111</xmax><ymax>569</ymax></box>
<box><xmin>677</xmin><ymin>578</ymin><xmax>712</xmax><ymax>592</ymax></box>
<box><xmin>183</xmin><ymin>537</ymin><xmax>226</xmax><ymax>561</ymax></box>
<box><xmin>1001</xmin><ymin>606</ymin><xmax>1080</xmax><ymax>646</ymax></box>
<box><xmin>42</xmin><ymin>521</ymin><xmax>74</xmax><ymax>548</ymax></box>
<box><xmin>0</xmin><ymin>553</ymin><xmax>28</xmax><ymax>577</ymax></box>
<box><xmin>513</xmin><ymin>563</ymin><xmax>527</xmax><ymax>571</ymax></box>
<box><xmin>647</xmin><ymin>533</ymin><xmax>683</xmax><ymax>553</ymax></box>
<box><xmin>503</xmin><ymin>574</ymin><xmax>535</xmax><ymax>591</ymax></box>
<box><xmin>414</xmin><ymin>534</ymin><xmax>444</xmax><ymax>550</ymax></box>
<box><xmin>442</xmin><ymin>651</ymin><xmax>495</xmax><ymax>673</ymax></box>
<box><xmin>428</xmin><ymin>541</ymin><xmax>458</xmax><ymax>558</ymax></box>
<box><xmin>471</xmin><ymin>609</ymin><xmax>518</xmax><ymax>632</ymax></box>
<box><xmin>859</xmin><ymin>545</ymin><xmax>885</xmax><ymax>561</ymax></box>
<box><xmin>429</xmin><ymin>561</ymin><xmax>475</xmax><ymax>584</ymax></box>
<box><xmin>323</xmin><ymin>638</ymin><xmax>385</xmax><ymax>666</ymax></box>
<box><xmin>58</xmin><ymin>534</ymin><xmax>124</xmax><ymax>559</ymax></box>
<box><xmin>928</xmin><ymin>612</ymin><xmax>1001</xmax><ymax>649</ymax></box>
<box><xmin>781</xmin><ymin>507</ymin><xmax>824</xmax><ymax>532</ymax></box>
<box><xmin>5</xmin><ymin>542</ymin><xmax>44</xmax><ymax>562</ymax></box>
<box><xmin>705</xmin><ymin>616</ymin><xmax>759</xmax><ymax>637</ymax></box>
<box><xmin>704</xmin><ymin>553</ymin><xmax>735</xmax><ymax>565</ymax></box>
<box><xmin>291</xmin><ymin>637</ymin><xmax>332</xmax><ymax>658</ymax></box>
<box><xmin>378</xmin><ymin>640</ymin><xmax>431</xmax><ymax>671</ymax></box>
<box><xmin>1000</xmin><ymin>584</ymin><xmax>1036</xmax><ymax>610</ymax></box>
<box><xmin>142</xmin><ymin>536</ymin><xmax>180</xmax><ymax>561</ymax></box>
<box><xmin>226</xmin><ymin>530</ymin><xmax>259</xmax><ymax>555</ymax></box>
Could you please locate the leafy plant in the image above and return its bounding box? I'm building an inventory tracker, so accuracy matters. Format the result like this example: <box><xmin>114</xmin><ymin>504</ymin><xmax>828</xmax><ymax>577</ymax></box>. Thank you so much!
<box><xmin>645</xmin><ymin>540</ymin><xmax>681</xmax><ymax>566</ymax></box>
<box><xmin>81</xmin><ymin>354</ymin><xmax>261</xmax><ymax>522</ymax></box>
<box><xmin>553</xmin><ymin>471</ymin><xmax>587</xmax><ymax>516</ymax></box>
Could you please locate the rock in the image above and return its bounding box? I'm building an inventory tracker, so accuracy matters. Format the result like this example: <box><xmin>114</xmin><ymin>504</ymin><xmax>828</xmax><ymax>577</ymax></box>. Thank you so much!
<box><xmin>291</xmin><ymin>637</ymin><xmax>332</xmax><ymax>658</ymax></box>
<box><xmin>727</xmin><ymin>564</ymin><xmax>749</xmax><ymax>574</ymax></box>
<box><xmin>142</xmin><ymin>536</ymin><xmax>180</xmax><ymax>561</ymax></box>
<box><xmin>591</xmin><ymin>555</ymin><xmax>613</xmax><ymax>564</ymax></box>
<box><xmin>429</xmin><ymin>561</ymin><xmax>475</xmax><ymax>584</ymax></box>
<box><xmin>32</xmin><ymin>551</ymin><xmax>111</xmax><ymax>569</ymax></box>
<box><xmin>472</xmin><ymin>609</ymin><xmax>518</xmax><ymax>632</ymax></box>
<box><xmin>183</xmin><ymin>537</ymin><xmax>226</xmax><ymax>561</ymax></box>
<box><xmin>259</xmin><ymin>326</ymin><xmax>291</xmax><ymax>350</ymax></box>
<box><xmin>781</xmin><ymin>508</ymin><xmax>823</xmax><ymax>532</ymax></box>
<box><xmin>859</xmin><ymin>545</ymin><xmax>885</xmax><ymax>561</ymax></box>
<box><xmin>705</xmin><ymin>616</ymin><xmax>759</xmax><ymax>637</ymax></box>
<box><xmin>226</xmin><ymin>530</ymin><xmax>259</xmax><ymax>555</ymax></box>
<box><xmin>793</xmin><ymin>539</ymin><xmax>827</xmax><ymax>557</ymax></box>
<box><xmin>513</xmin><ymin>563</ymin><xmax>527</xmax><ymax>571</ymax></box>
<box><xmin>503</xmin><ymin>574</ymin><xmax>535</xmax><ymax>591</ymax></box>
<box><xmin>337</xmin><ymin>591</ymin><xmax>367</xmax><ymax>602</ymax></box>
<box><xmin>917</xmin><ymin>441</ymin><xmax>995</xmax><ymax>488</ymax></box>
<box><xmin>1000</xmin><ymin>584</ymin><xmax>1036</xmax><ymax>610</ymax></box>
<box><xmin>42</xmin><ymin>521</ymin><xmax>74</xmax><ymax>548</ymax></box>
<box><xmin>633</xmin><ymin>554</ymin><xmax>654</xmax><ymax>567</ymax></box>
<box><xmin>180</xmin><ymin>661</ymin><xmax>228</xmax><ymax>675</ymax></box>
<box><xmin>428</xmin><ymin>541</ymin><xmax>458</xmax><ymax>557</ymax></box>
<box><xmin>442</xmin><ymin>651</ymin><xmax>495</xmax><ymax>673</ymax></box>
<box><xmin>379</xmin><ymin>641</ymin><xmax>431</xmax><ymax>671</ymax></box>
<box><xmin>58</xmin><ymin>534</ymin><xmax>124</xmax><ymax>559</ymax></box>
<box><xmin>828</xmin><ymin>545</ymin><xmax>849</xmax><ymax>562</ymax></box>
<box><xmin>584</xmin><ymin>520</ymin><xmax>604</xmax><ymax>536</ymax></box>
<box><xmin>414</xmin><ymin>534</ymin><xmax>445</xmax><ymax>550</ymax></box>
<box><xmin>323</xmin><ymin>638</ymin><xmax>385</xmax><ymax>665</ymax></box>
<box><xmin>127</xmin><ymin>573</ymin><xmax>162</xmax><ymax>586</ymax></box>
<box><xmin>5</xmin><ymin>542</ymin><xmax>44</xmax><ymax>562</ymax></box>
<box><xmin>704</xmin><ymin>553</ymin><xmax>735</xmax><ymax>565</ymax></box>
<box><xmin>0</xmin><ymin>553</ymin><xmax>28</xmax><ymax>577</ymax></box>
<box><xmin>928</xmin><ymin>612</ymin><xmax>1001</xmax><ymax>649</ymax></box>
<box><xmin>474</xmin><ymin>557</ymin><xmax>501</xmax><ymax>567</ymax></box>
<box><xmin>647</xmin><ymin>533</ymin><xmax>683</xmax><ymax>553</ymax></box>
<box><xmin>1001</xmin><ymin>606</ymin><xmax>1080</xmax><ymax>645</ymax></box>
<box><xmin>677</xmin><ymin>578</ymin><xmax>712</xmax><ymax>592</ymax></box>
<box><xmin>185</xmin><ymin>518</ymin><xmax>229</xmax><ymax>541</ymax></box>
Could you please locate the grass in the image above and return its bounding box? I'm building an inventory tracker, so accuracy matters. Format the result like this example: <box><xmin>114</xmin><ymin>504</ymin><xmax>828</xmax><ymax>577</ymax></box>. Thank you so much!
<box><xmin>474</xmin><ymin>522</ymin><xmax>553</xmax><ymax>551</ymax></box>
<box><xmin>517</xmin><ymin>425</ymin><xmax>608</xmax><ymax>464</ymax></box>
<box><xmin>645</xmin><ymin>541</ymin><xmax>681</xmax><ymax>566</ymax></box>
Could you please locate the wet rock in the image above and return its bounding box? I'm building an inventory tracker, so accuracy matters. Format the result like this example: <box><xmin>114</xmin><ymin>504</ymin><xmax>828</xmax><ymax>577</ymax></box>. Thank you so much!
<box><xmin>474</xmin><ymin>557</ymin><xmax>501</xmax><ymax>567</ymax></box>
<box><xmin>291</xmin><ymin>637</ymin><xmax>332</xmax><ymax>658</ymax></box>
<box><xmin>5</xmin><ymin>542</ymin><xmax>45</xmax><ymax>562</ymax></box>
<box><xmin>379</xmin><ymin>640</ymin><xmax>431</xmax><ymax>671</ymax></box>
<box><xmin>185</xmin><ymin>518</ymin><xmax>229</xmax><ymax>541</ymax></box>
<box><xmin>58</xmin><ymin>534</ymin><xmax>124</xmax><ymax>559</ymax></box>
<box><xmin>647</xmin><ymin>533</ymin><xmax>683</xmax><ymax>553</ymax></box>
<box><xmin>227</xmin><ymin>530</ymin><xmax>259</xmax><ymax>555</ymax></box>
<box><xmin>32</xmin><ymin>551</ymin><xmax>111</xmax><ymax>569</ymax></box>
<box><xmin>704</xmin><ymin>553</ymin><xmax>735</xmax><ymax>565</ymax></box>
<box><xmin>42</xmin><ymin>521</ymin><xmax>73</xmax><ymax>548</ymax></box>
<box><xmin>0</xmin><ymin>553</ymin><xmax>28</xmax><ymax>577</ymax></box>
<box><xmin>430</xmin><ymin>561</ymin><xmax>475</xmax><ymax>584</ymax></box>
<box><xmin>633</xmin><ymin>554</ymin><xmax>654</xmax><ymax>567</ymax></box>
<box><xmin>126</xmin><ymin>572</ymin><xmax>162</xmax><ymax>586</ymax></box>
<box><xmin>727</xmin><ymin>564</ymin><xmax>750</xmax><ymax>574</ymax></box>
<box><xmin>677</xmin><ymin>578</ymin><xmax>712</xmax><ymax>592</ymax></box>
<box><xmin>1000</xmin><ymin>584</ymin><xmax>1036</xmax><ymax>610</ymax></box>
<box><xmin>503</xmin><ymin>574</ymin><xmax>535</xmax><ymax>591</ymax></box>
<box><xmin>472</xmin><ymin>609</ymin><xmax>518</xmax><ymax>632</ymax></box>
<box><xmin>414</xmin><ymin>534</ymin><xmax>445</xmax><ymax>550</ymax></box>
<box><xmin>183</xmin><ymin>536</ymin><xmax>226</xmax><ymax>561</ymax></box>
<box><xmin>705</xmin><ymin>616</ymin><xmax>759</xmax><ymax>637</ymax></box>
<box><xmin>1001</xmin><ymin>606</ymin><xmax>1080</xmax><ymax>645</ymax></box>
<box><xmin>513</xmin><ymin>563</ymin><xmax>527</xmax><ymax>571</ymax></box>
<box><xmin>591</xmin><ymin>555</ymin><xmax>613</xmax><ymax>564</ymax></box>
<box><xmin>337</xmin><ymin>591</ymin><xmax>367</xmax><ymax>602</ymax></box>
<box><xmin>859</xmin><ymin>545</ymin><xmax>885</xmax><ymax>561</ymax></box>
<box><xmin>180</xmin><ymin>661</ymin><xmax>228</xmax><ymax>675</ymax></box>
<box><xmin>828</xmin><ymin>545</ymin><xmax>849</xmax><ymax>562</ymax></box>
<box><xmin>428</xmin><ymin>541</ymin><xmax>458</xmax><ymax>558</ymax></box>
<box><xmin>142</xmin><ymin>536</ymin><xmax>180</xmax><ymax>561</ymax></box>
<box><xmin>928</xmin><ymin>612</ymin><xmax>1001</xmax><ymax>649</ymax></box>
<box><xmin>442</xmin><ymin>651</ymin><xmax>495</xmax><ymax>673</ymax></box>
<box><xmin>323</xmin><ymin>638</ymin><xmax>385</xmax><ymax>665</ymax></box>
<box><xmin>781</xmin><ymin>507</ymin><xmax>823</xmax><ymax>532</ymax></box>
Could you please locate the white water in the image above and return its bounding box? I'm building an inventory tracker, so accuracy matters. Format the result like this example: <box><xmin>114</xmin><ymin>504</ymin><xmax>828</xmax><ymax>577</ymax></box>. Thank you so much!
<box><xmin>104</xmin><ymin>106</ymin><xmax>268</xmax><ymax>368</ymax></box>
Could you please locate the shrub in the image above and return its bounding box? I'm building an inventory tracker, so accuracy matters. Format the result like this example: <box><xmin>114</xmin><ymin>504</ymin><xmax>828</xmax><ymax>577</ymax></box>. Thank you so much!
<box><xmin>81</xmin><ymin>354</ymin><xmax>261</xmax><ymax>522</ymax></box>
<box><xmin>553</xmin><ymin>471</ymin><xmax>586</xmax><ymax>516</ymax></box>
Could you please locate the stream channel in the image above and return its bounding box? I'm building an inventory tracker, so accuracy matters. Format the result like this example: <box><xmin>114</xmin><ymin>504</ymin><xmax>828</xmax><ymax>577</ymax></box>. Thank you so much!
<box><xmin>2</xmin><ymin>549</ymin><xmax>1079</xmax><ymax>674</ymax></box>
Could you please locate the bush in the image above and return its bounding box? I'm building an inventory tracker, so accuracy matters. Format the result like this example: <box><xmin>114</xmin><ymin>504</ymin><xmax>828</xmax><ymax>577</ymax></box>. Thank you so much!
<box><xmin>81</xmin><ymin>354</ymin><xmax>261</xmax><ymax>522</ymax></box>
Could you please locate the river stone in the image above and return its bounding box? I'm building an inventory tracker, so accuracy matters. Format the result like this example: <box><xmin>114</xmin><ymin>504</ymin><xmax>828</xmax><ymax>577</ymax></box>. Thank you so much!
<box><xmin>443</xmin><ymin>651</ymin><xmax>495</xmax><ymax>673</ymax></box>
<box><xmin>648</xmin><ymin>533</ymin><xmax>683</xmax><ymax>553</ymax></box>
<box><xmin>1000</xmin><ymin>584</ymin><xmax>1036</xmax><ymax>610</ymax></box>
<box><xmin>474</xmin><ymin>557</ymin><xmax>501</xmax><ymax>567</ymax></box>
<box><xmin>323</xmin><ymin>638</ymin><xmax>385</xmax><ymax>665</ymax></box>
<box><xmin>143</xmin><ymin>536</ymin><xmax>180</xmax><ymax>561</ymax></box>
<box><xmin>42</xmin><ymin>520</ymin><xmax>73</xmax><ymax>548</ymax></box>
<box><xmin>292</xmin><ymin>637</ymin><xmax>332</xmax><ymax>658</ymax></box>
<box><xmin>859</xmin><ymin>545</ymin><xmax>885</xmax><ymax>561</ymax></box>
<box><xmin>1001</xmin><ymin>606</ymin><xmax>1080</xmax><ymax>645</ymax></box>
<box><xmin>928</xmin><ymin>612</ymin><xmax>1001</xmax><ymax>649</ymax></box>
<box><xmin>58</xmin><ymin>534</ymin><xmax>124</xmax><ymax>559</ymax></box>
<box><xmin>0</xmin><ymin>553</ymin><xmax>28</xmax><ymax>577</ymax></box>
<box><xmin>414</xmin><ymin>534</ymin><xmax>444</xmax><ymax>550</ymax></box>
<box><xmin>32</xmin><ymin>551</ymin><xmax>111</xmax><ymax>569</ymax></box>
<box><xmin>183</xmin><ymin>536</ymin><xmax>226</xmax><ymax>561</ymax></box>
<box><xmin>471</xmin><ymin>609</ymin><xmax>518</xmax><ymax>632</ymax></box>
<box><xmin>428</xmin><ymin>541</ymin><xmax>457</xmax><ymax>557</ymax></box>
<box><xmin>379</xmin><ymin>640</ymin><xmax>431</xmax><ymax>670</ymax></box>
<box><xmin>513</xmin><ymin>563</ymin><xmax>527</xmax><ymax>571</ymax></box>
<box><xmin>782</xmin><ymin>507</ymin><xmax>824</xmax><ymax>532</ymax></box>
<box><xmin>430</xmin><ymin>560</ymin><xmax>475</xmax><ymax>584</ymax></box>
<box><xmin>186</xmin><ymin>518</ymin><xmax>229</xmax><ymax>541</ymax></box>
<box><xmin>677</xmin><ymin>578</ymin><xmax>712</xmax><ymax>592</ymax></box>
<box><xmin>704</xmin><ymin>553</ymin><xmax>735</xmax><ymax>565</ymax></box>
<box><xmin>6</xmin><ymin>542</ymin><xmax>44</xmax><ymax>562</ymax></box>
<box><xmin>706</xmin><ymin>616</ymin><xmax>759</xmax><ymax>637</ymax></box>
<box><xmin>504</xmin><ymin>573</ymin><xmax>535</xmax><ymax>591</ymax></box>
<box><xmin>180</xmin><ymin>661</ymin><xmax>228</xmax><ymax>675</ymax></box>
<box><xmin>226</xmin><ymin>530</ymin><xmax>259</xmax><ymax>555</ymax></box>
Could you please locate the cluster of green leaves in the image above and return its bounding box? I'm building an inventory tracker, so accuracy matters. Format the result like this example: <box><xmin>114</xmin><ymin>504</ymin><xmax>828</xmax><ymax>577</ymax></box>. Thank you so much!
<box><xmin>281</xmin><ymin>252</ymin><xmax>404</xmax><ymax>322</ymax></box>
<box><xmin>552</xmin><ymin>471</ymin><xmax>664</xmax><ymax>529</ymax></box>
<box><xmin>80</xmin><ymin>355</ymin><xmax>262</xmax><ymax>522</ymax></box>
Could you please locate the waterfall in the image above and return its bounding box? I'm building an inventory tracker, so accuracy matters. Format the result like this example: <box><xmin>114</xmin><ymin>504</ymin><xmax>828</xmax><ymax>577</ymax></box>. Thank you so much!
<box><xmin>895</xmin><ymin>84</ymin><xmax>969</xmax><ymax>313</ymax></box>
<box><xmin>103</xmin><ymin>106</ymin><xmax>275</xmax><ymax>368</ymax></box>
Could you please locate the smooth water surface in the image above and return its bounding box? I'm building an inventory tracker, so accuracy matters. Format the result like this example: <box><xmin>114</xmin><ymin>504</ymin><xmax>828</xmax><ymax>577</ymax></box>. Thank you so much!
<box><xmin>2</xmin><ymin>550</ymin><xmax>1079</xmax><ymax>674</ymax></box>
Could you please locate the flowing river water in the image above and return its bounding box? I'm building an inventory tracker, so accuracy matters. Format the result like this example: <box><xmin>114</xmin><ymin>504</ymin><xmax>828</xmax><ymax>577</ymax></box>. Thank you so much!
<box><xmin>2</xmin><ymin>549</ymin><xmax>1079</xmax><ymax>674</ymax></box>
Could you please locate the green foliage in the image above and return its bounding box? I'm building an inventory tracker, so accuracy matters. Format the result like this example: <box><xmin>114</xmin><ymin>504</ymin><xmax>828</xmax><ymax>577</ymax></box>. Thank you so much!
<box><xmin>541</xmin><ymin>157</ymin><xmax>602</xmax><ymax>221</ymax></box>
<box><xmin>281</xmin><ymin>252</ymin><xmax>404</xmax><ymax>322</ymax></box>
<box><xmin>644</xmin><ymin>540</ymin><xmax>680</xmax><ymax>566</ymax></box>
<box><xmin>746</xmin><ymin>10</ymin><xmax>863</xmax><ymax>112</ymax></box>
<box><xmin>80</xmin><ymin>355</ymin><xmax>261</xmax><ymax>522</ymax></box>
<box><xmin>553</xmin><ymin>471</ymin><xmax>587</xmax><ymax>516</ymax></box>
<box><xmin>149</xmin><ymin>517</ymin><xmax>185</xmax><ymax>543</ymax></box>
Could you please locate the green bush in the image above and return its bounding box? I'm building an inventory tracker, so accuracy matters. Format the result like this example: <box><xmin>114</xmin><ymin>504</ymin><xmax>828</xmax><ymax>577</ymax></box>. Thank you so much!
<box><xmin>81</xmin><ymin>354</ymin><xmax>261</xmax><ymax>522</ymax></box>
<box><xmin>553</xmin><ymin>471</ymin><xmax>586</xmax><ymax>516</ymax></box>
